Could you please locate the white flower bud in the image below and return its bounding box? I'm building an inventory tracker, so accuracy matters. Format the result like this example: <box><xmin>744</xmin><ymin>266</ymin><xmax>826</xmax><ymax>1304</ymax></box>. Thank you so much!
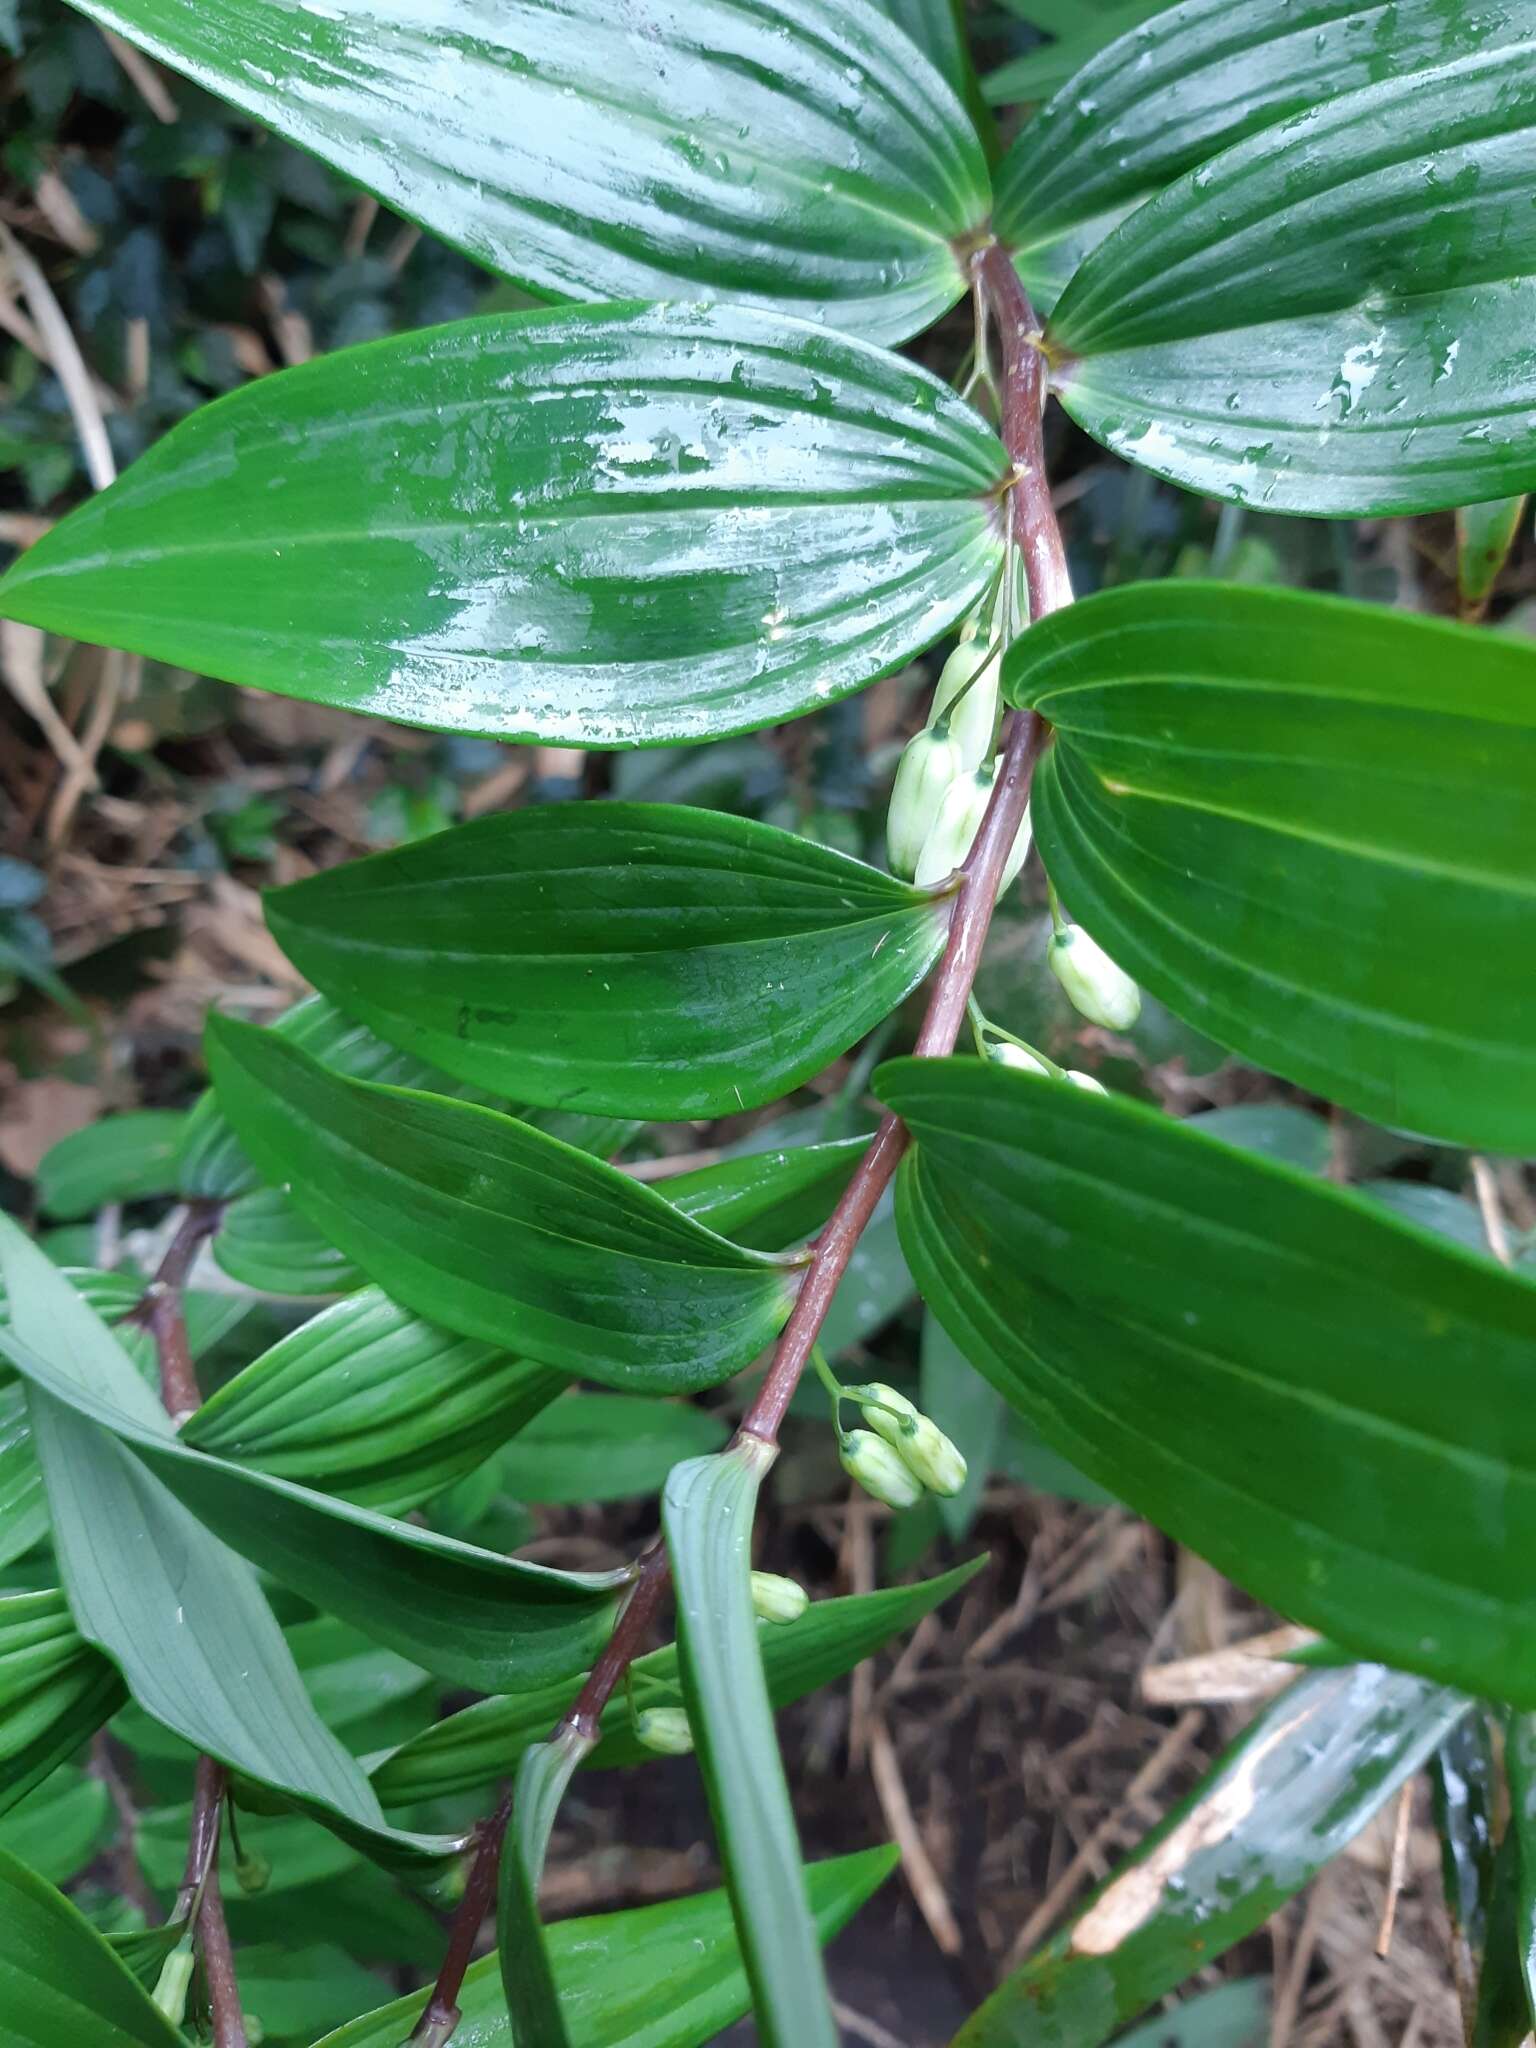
<box><xmin>840</xmin><ymin>1428</ymin><xmax>924</xmax><ymax>1510</ymax></box>
<box><xmin>932</xmin><ymin>640</ymin><xmax>1000</xmax><ymax>771</ymax></box>
<box><xmin>991</xmin><ymin>1042</ymin><xmax>1048</xmax><ymax>1076</ymax></box>
<box><xmin>152</xmin><ymin>1945</ymin><xmax>196</xmax><ymax>2025</ymax></box>
<box><xmin>914</xmin><ymin>765</ymin><xmax>992</xmax><ymax>888</ymax></box>
<box><xmin>848</xmin><ymin>1380</ymin><xmax>919</xmax><ymax>1445</ymax></box>
<box><xmin>887</xmin><ymin>724</ymin><xmax>966</xmax><ymax>879</ymax></box>
<box><xmin>750</xmin><ymin>1571</ymin><xmax>809</xmax><ymax>1624</ymax></box>
<box><xmin>899</xmin><ymin>1416</ymin><xmax>968</xmax><ymax>1499</ymax></box>
<box><xmin>1048</xmin><ymin>924</ymin><xmax>1142</xmax><ymax>1031</ymax></box>
<box><xmin>1066</xmin><ymin>1069</ymin><xmax>1108</xmax><ymax>1095</ymax></box>
<box><xmin>635</xmin><ymin>1707</ymin><xmax>694</xmax><ymax>1755</ymax></box>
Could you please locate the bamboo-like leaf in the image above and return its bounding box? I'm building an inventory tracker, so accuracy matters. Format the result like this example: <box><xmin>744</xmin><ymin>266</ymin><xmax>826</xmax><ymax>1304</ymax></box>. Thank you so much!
<box><xmin>47</xmin><ymin>0</ymin><xmax>986</xmax><ymax>345</ymax></box>
<box><xmin>881</xmin><ymin>1056</ymin><xmax>1536</xmax><ymax>1704</ymax></box>
<box><xmin>0</xmin><ymin>1845</ymin><xmax>185</xmax><ymax>2048</ymax></box>
<box><xmin>1004</xmin><ymin>582</ymin><xmax>1536</xmax><ymax>1151</ymax></box>
<box><xmin>266</xmin><ymin>806</ymin><xmax>954</xmax><ymax>1119</ymax></box>
<box><xmin>663</xmin><ymin>1138</ymin><xmax>868</xmax><ymax>1252</ymax></box>
<box><xmin>995</xmin><ymin>0</ymin><xmax>1529</xmax><ymax>307</ymax></box>
<box><xmin>1047</xmin><ymin>35</ymin><xmax>1536</xmax><ymax>514</ymax></box>
<box><xmin>0</xmin><ymin>1256</ymin><xmax>621</xmax><ymax>1696</ymax></box>
<box><xmin>982</xmin><ymin>0</ymin><xmax>1168</xmax><ymax>106</ymax></box>
<box><xmin>954</xmin><ymin>1665</ymin><xmax>1465</xmax><ymax>2046</ymax></box>
<box><xmin>492</xmin><ymin>1394</ymin><xmax>728</xmax><ymax>1506</ymax></box>
<box><xmin>1459</xmin><ymin>496</ymin><xmax>1529</xmax><ymax>613</ymax></box>
<box><xmin>370</xmin><ymin>1559</ymin><xmax>983</xmax><ymax>1808</ymax></box>
<box><xmin>0</xmin><ymin>1767</ymin><xmax>112</xmax><ymax>1886</ymax></box>
<box><xmin>1434</xmin><ymin>1711</ymin><xmax>1499</xmax><ymax>2029</ymax></box>
<box><xmin>0</xmin><ymin>306</ymin><xmax>1006</xmax><ymax>747</ymax></box>
<box><xmin>663</xmin><ymin>1442</ymin><xmax>835</xmax><ymax>2048</ymax></box>
<box><xmin>499</xmin><ymin>1735</ymin><xmax>585</xmax><ymax>2048</ymax></box>
<box><xmin>183</xmin><ymin>1288</ymin><xmax>563</xmax><ymax>1515</ymax></box>
<box><xmin>0</xmin><ymin>1589</ymin><xmax>122</xmax><ymax>1817</ymax></box>
<box><xmin>207</xmin><ymin>1015</ymin><xmax>799</xmax><ymax>1393</ymax></box>
<box><xmin>35</xmin><ymin>1112</ymin><xmax>188</xmax><ymax>1220</ymax></box>
<box><xmin>1502</xmin><ymin>1713</ymin><xmax>1536</xmax><ymax>2030</ymax></box>
<box><xmin>314</xmin><ymin>1846</ymin><xmax>898</xmax><ymax>2048</ymax></box>
<box><xmin>0</xmin><ymin>1218</ymin><xmax>458</xmax><ymax>1870</ymax></box>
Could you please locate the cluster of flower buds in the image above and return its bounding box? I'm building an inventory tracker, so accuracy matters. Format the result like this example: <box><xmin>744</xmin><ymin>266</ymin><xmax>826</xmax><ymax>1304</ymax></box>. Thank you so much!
<box><xmin>886</xmin><ymin>631</ymin><xmax>1031</xmax><ymax>892</ymax></box>
<box><xmin>1047</xmin><ymin>923</ymin><xmax>1141</xmax><ymax>1031</ymax></box>
<box><xmin>839</xmin><ymin>1382</ymin><xmax>967</xmax><ymax>1509</ymax></box>
<box><xmin>988</xmin><ymin>1037</ymin><xmax>1108</xmax><ymax>1095</ymax></box>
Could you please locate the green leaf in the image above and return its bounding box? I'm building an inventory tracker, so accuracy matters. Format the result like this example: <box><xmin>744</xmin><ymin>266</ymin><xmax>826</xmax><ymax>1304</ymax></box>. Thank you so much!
<box><xmin>369</xmin><ymin>1558</ymin><xmax>984</xmax><ymax>1808</ymax></box>
<box><xmin>207</xmin><ymin>1014</ymin><xmax>798</xmax><ymax>1393</ymax></box>
<box><xmin>212</xmin><ymin>1186</ymin><xmax>366</xmax><ymax>1296</ymax></box>
<box><xmin>1113</xmin><ymin>1979</ymin><xmax>1269</xmax><ymax>2048</ymax></box>
<box><xmin>0</xmin><ymin>1279</ymin><xmax>622</xmax><ymax>1698</ymax></box>
<box><xmin>0</xmin><ymin>1589</ymin><xmax>123</xmax><ymax>1817</ymax></box>
<box><xmin>920</xmin><ymin>1314</ymin><xmax>1002</xmax><ymax>1542</ymax></box>
<box><xmin>982</xmin><ymin>0</ymin><xmax>1168</xmax><ymax>105</ymax></box>
<box><xmin>995</xmin><ymin>0</ymin><xmax>1525</xmax><ymax>285</ymax></box>
<box><xmin>0</xmin><ymin>1844</ymin><xmax>185</xmax><ymax>2048</ymax></box>
<box><xmin>954</xmin><ymin>1664</ymin><xmax>1466</xmax><ymax>2047</ymax></box>
<box><xmin>1183</xmin><ymin>1104</ymin><xmax>1330</xmax><ymax>1177</ymax></box>
<box><xmin>1459</xmin><ymin>495</ymin><xmax>1529</xmax><ymax>612</ymax></box>
<box><xmin>0</xmin><ymin>1218</ymin><xmax>457</xmax><ymax>1872</ymax></box>
<box><xmin>52</xmin><ymin>0</ymin><xmax>985</xmax><ymax>346</ymax></box>
<box><xmin>664</xmin><ymin>1443</ymin><xmax>835</xmax><ymax>2048</ymax></box>
<box><xmin>0</xmin><ymin>1767</ymin><xmax>112</xmax><ymax>1885</ymax></box>
<box><xmin>314</xmin><ymin>1845</ymin><xmax>897</xmax><ymax>2048</ymax></box>
<box><xmin>267</xmin><ymin>806</ymin><xmax>953</xmax><ymax>1120</ymax></box>
<box><xmin>0</xmin><ymin>305</ymin><xmax>1006</xmax><ymax>747</ymax></box>
<box><xmin>1502</xmin><ymin>1713</ymin><xmax>1536</xmax><ymax>2032</ymax></box>
<box><xmin>492</xmin><ymin>1394</ymin><xmax>728</xmax><ymax>1506</ymax></box>
<box><xmin>1047</xmin><ymin>38</ymin><xmax>1536</xmax><ymax>515</ymax></box>
<box><xmin>220</xmin><ymin>1942</ymin><xmax>386</xmax><ymax>2045</ymax></box>
<box><xmin>1434</xmin><ymin>1710</ymin><xmax>1498</xmax><ymax>2026</ymax></box>
<box><xmin>1004</xmin><ymin>582</ymin><xmax>1536</xmax><ymax>1151</ymax></box>
<box><xmin>183</xmin><ymin>1287</ymin><xmax>564</xmax><ymax>1515</ymax></box>
<box><xmin>35</xmin><ymin>1112</ymin><xmax>188</xmax><ymax>1220</ymax></box>
<box><xmin>1472</xmin><ymin>1830</ymin><xmax>1532</xmax><ymax>2048</ymax></box>
<box><xmin>880</xmin><ymin>1055</ymin><xmax>1536</xmax><ymax>1704</ymax></box>
<box><xmin>499</xmin><ymin>1737</ymin><xmax>582</xmax><ymax>2048</ymax></box>
<box><xmin>663</xmin><ymin>1138</ymin><xmax>868</xmax><ymax>1252</ymax></box>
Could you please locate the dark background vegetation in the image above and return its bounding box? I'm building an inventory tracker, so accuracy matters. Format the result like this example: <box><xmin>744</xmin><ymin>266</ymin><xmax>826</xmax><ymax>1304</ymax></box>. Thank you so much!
<box><xmin>2</xmin><ymin>4</ymin><xmax>1533</xmax><ymax>2041</ymax></box>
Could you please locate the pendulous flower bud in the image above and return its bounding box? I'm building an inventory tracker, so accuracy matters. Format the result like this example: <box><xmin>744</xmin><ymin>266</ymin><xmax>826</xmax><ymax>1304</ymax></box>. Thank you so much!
<box><xmin>914</xmin><ymin>765</ymin><xmax>993</xmax><ymax>888</ymax></box>
<box><xmin>1048</xmin><ymin>924</ymin><xmax>1142</xmax><ymax>1031</ymax></box>
<box><xmin>635</xmin><ymin>1707</ymin><xmax>694</xmax><ymax>1755</ymax></box>
<box><xmin>750</xmin><ymin>1570</ymin><xmax>809</xmax><ymax>1624</ymax></box>
<box><xmin>840</xmin><ymin>1428</ymin><xmax>924</xmax><ymax>1510</ymax></box>
<box><xmin>990</xmin><ymin>1042</ymin><xmax>1048</xmax><ymax>1076</ymax></box>
<box><xmin>235</xmin><ymin>1849</ymin><xmax>271</xmax><ymax>1895</ymax></box>
<box><xmin>887</xmin><ymin>723</ymin><xmax>966</xmax><ymax>880</ymax></box>
<box><xmin>152</xmin><ymin>1945</ymin><xmax>196</xmax><ymax>2025</ymax></box>
<box><xmin>848</xmin><ymin>1384</ymin><xmax>967</xmax><ymax>1499</ymax></box>
<box><xmin>931</xmin><ymin>640</ymin><xmax>1000</xmax><ymax>772</ymax></box>
<box><xmin>1066</xmin><ymin>1069</ymin><xmax>1108</xmax><ymax>1095</ymax></box>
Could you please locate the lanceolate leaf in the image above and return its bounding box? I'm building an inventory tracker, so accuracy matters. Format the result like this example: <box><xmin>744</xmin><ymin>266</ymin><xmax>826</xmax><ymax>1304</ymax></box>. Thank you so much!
<box><xmin>0</xmin><ymin>306</ymin><xmax>1006</xmax><ymax>747</ymax></box>
<box><xmin>880</xmin><ymin>1057</ymin><xmax>1536</xmax><ymax>1705</ymax></box>
<box><xmin>1502</xmin><ymin>1713</ymin><xmax>1536</xmax><ymax>2025</ymax></box>
<box><xmin>183</xmin><ymin>1288</ymin><xmax>564</xmax><ymax>1515</ymax></box>
<box><xmin>0</xmin><ymin>1590</ymin><xmax>122</xmax><ymax>1816</ymax></box>
<box><xmin>1459</xmin><ymin>495</ymin><xmax>1529</xmax><ymax>612</ymax></box>
<box><xmin>207</xmin><ymin>1016</ymin><xmax>798</xmax><ymax>1394</ymax></box>
<box><xmin>35</xmin><ymin>1111</ymin><xmax>188</xmax><ymax>1220</ymax></box>
<box><xmin>312</xmin><ymin>1846</ymin><xmax>898</xmax><ymax>2048</ymax></box>
<box><xmin>0</xmin><ymin>1768</ymin><xmax>111</xmax><ymax>1886</ymax></box>
<box><xmin>995</xmin><ymin>0</ymin><xmax>1530</xmax><ymax>294</ymax></box>
<box><xmin>663</xmin><ymin>1139</ymin><xmax>868</xmax><ymax>1252</ymax></box>
<box><xmin>212</xmin><ymin>1187</ymin><xmax>366</xmax><ymax>1297</ymax></box>
<box><xmin>954</xmin><ymin>1665</ymin><xmax>1466</xmax><ymax>2047</ymax></box>
<box><xmin>0</xmin><ymin>1219</ymin><xmax>457</xmax><ymax>1871</ymax></box>
<box><xmin>0</xmin><ymin>1845</ymin><xmax>184</xmax><ymax>2048</ymax></box>
<box><xmin>1004</xmin><ymin>582</ymin><xmax>1536</xmax><ymax>1151</ymax></box>
<box><xmin>0</xmin><ymin>1299</ymin><xmax>621</xmax><ymax>1697</ymax></box>
<box><xmin>266</xmin><ymin>807</ymin><xmax>954</xmax><ymax>1119</ymax></box>
<box><xmin>50</xmin><ymin>0</ymin><xmax>985</xmax><ymax>345</ymax></box>
<box><xmin>499</xmin><ymin>1737</ymin><xmax>583</xmax><ymax>2048</ymax></box>
<box><xmin>1046</xmin><ymin>39</ymin><xmax>1536</xmax><ymax>514</ymax></box>
<box><xmin>664</xmin><ymin>1443</ymin><xmax>835</xmax><ymax>2048</ymax></box>
<box><xmin>982</xmin><ymin>0</ymin><xmax>1168</xmax><ymax>106</ymax></box>
<box><xmin>492</xmin><ymin>1394</ymin><xmax>728</xmax><ymax>1505</ymax></box>
<box><xmin>369</xmin><ymin>1559</ymin><xmax>985</xmax><ymax>1807</ymax></box>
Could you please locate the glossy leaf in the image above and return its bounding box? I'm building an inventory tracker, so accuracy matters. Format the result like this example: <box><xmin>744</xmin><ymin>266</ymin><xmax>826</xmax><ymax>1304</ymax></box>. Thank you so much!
<box><xmin>0</xmin><ymin>1216</ymin><xmax>457</xmax><ymax>1871</ymax></box>
<box><xmin>1114</xmin><ymin>1980</ymin><xmax>1269</xmax><ymax>2048</ymax></box>
<box><xmin>0</xmin><ymin>1277</ymin><xmax>621</xmax><ymax>1697</ymax></box>
<box><xmin>207</xmin><ymin>1015</ymin><xmax>798</xmax><ymax>1393</ymax></box>
<box><xmin>920</xmin><ymin>1314</ymin><xmax>1001</xmax><ymax>1542</ymax></box>
<box><xmin>1434</xmin><ymin>1710</ymin><xmax>1499</xmax><ymax>2026</ymax></box>
<box><xmin>314</xmin><ymin>1845</ymin><xmax>897</xmax><ymax>2048</ymax></box>
<box><xmin>882</xmin><ymin>1056</ymin><xmax>1536</xmax><ymax>1704</ymax></box>
<box><xmin>1005</xmin><ymin>582</ymin><xmax>1536</xmax><ymax>1150</ymax></box>
<box><xmin>664</xmin><ymin>1442</ymin><xmax>834</xmax><ymax>2048</ymax></box>
<box><xmin>982</xmin><ymin>0</ymin><xmax>1168</xmax><ymax>105</ymax></box>
<box><xmin>267</xmin><ymin>806</ymin><xmax>953</xmax><ymax>1119</ymax></box>
<box><xmin>493</xmin><ymin>1394</ymin><xmax>727</xmax><ymax>1505</ymax></box>
<box><xmin>183</xmin><ymin>1287</ymin><xmax>563</xmax><ymax>1514</ymax></box>
<box><xmin>369</xmin><ymin>1559</ymin><xmax>984</xmax><ymax>1807</ymax></box>
<box><xmin>35</xmin><ymin>1111</ymin><xmax>187</xmax><ymax>1220</ymax></box>
<box><xmin>1473</xmin><ymin>1831</ymin><xmax>1532</xmax><ymax>2048</ymax></box>
<box><xmin>1502</xmin><ymin>1712</ymin><xmax>1536</xmax><ymax>2030</ymax></box>
<box><xmin>0</xmin><ymin>1767</ymin><xmax>112</xmax><ymax>1885</ymax></box>
<box><xmin>499</xmin><ymin>1737</ymin><xmax>581</xmax><ymax>2048</ymax></box>
<box><xmin>0</xmin><ymin>305</ymin><xmax>1006</xmax><ymax>747</ymax></box>
<box><xmin>52</xmin><ymin>0</ymin><xmax>985</xmax><ymax>344</ymax></box>
<box><xmin>996</xmin><ymin>0</ymin><xmax>1530</xmax><ymax>279</ymax></box>
<box><xmin>1459</xmin><ymin>495</ymin><xmax>1529</xmax><ymax>612</ymax></box>
<box><xmin>0</xmin><ymin>1845</ymin><xmax>184</xmax><ymax>2048</ymax></box>
<box><xmin>955</xmin><ymin>1665</ymin><xmax>1466</xmax><ymax>2047</ymax></box>
<box><xmin>663</xmin><ymin>1138</ymin><xmax>867</xmax><ymax>1252</ymax></box>
<box><xmin>213</xmin><ymin>1186</ymin><xmax>365</xmax><ymax>1297</ymax></box>
<box><xmin>1048</xmin><ymin>39</ymin><xmax>1536</xmax><ymax>515</ymax></box>
<box><xmin>0</xmin><ymin>1589</ymin><xmax>123</xmax><ymax>1817</ymax></box>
